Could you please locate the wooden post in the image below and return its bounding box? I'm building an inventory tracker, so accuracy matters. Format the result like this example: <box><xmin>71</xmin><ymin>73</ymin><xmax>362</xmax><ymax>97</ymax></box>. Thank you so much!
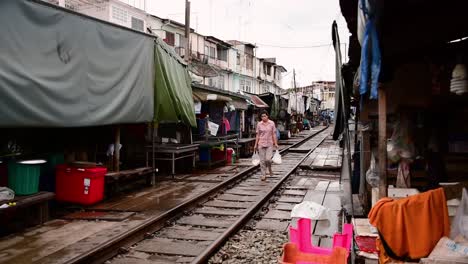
<box><xmin>113</xmin><ymin>125</ymin><xmax>121</xmax><ymax>172</ymax></box>
<box><xmin>378</xmin><ymin>86</ymin><xmax>387</xmax><ymax>198</ymax></box>
<box><xmin>151</xmin><ymin>123</ymin><xmax>157</xmax><ymax>186</ymax></box>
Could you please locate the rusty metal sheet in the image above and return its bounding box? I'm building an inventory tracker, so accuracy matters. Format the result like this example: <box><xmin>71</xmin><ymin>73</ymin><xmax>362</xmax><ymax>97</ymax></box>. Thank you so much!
<box><xmin>255</xmin><ymin>219</ymin><xmax>289</xmax><ymax>232</ymax></box>
<box><xmin>177</xmin><ymin>215</ymin><xmax>234</xmax><ymax>228</ymax></box>
<box><xmin>263</xmin><ymin>210</ymin><xmax>291</xmax><ymax>220</ymax></box>
<box><xmin>157</xmin><ymin>228</ymin><xmax>219</xmax><ymax>241</ymax></box>
<box><xmin>135</xmin><ymin>237</ymin><xmax>206</xmax><ymax>256</ymax></box>
<box><xmin>216</xmin><ymin>194</ymin><xmax>259</xmax><ymax>202</ymax></box>
<box><xmin>204</xmin><ymin>200</ymin><xmax>253</xmax><ymax>209</ymax></box>
<box><xmin>62</xmin><ymin>211</ymin><xmax>135</xmax><ymax>221</ymax></box>
<box><xmin>277</xmin><ymin>196</ymin><xmax>303</xmax><ymax>203</ymax></box>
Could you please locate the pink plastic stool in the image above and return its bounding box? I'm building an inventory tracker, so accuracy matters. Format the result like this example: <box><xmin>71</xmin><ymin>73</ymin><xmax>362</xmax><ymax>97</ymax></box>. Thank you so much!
<box><xmin>289</xmin><ymin>218</ymin><xmax>353</xmax><ymax>258</ymax></box>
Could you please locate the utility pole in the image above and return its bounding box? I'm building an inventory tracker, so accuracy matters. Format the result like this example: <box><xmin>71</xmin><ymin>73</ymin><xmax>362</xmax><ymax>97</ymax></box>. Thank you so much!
<box><xmin>293</xmin><ymin>69</ymin><xmax>298</xmax><ymax>125</ymax></box>
<box><xmin>185</xmin><ymin>0</ymin><xmax>191</xmax><ymax>62</ymax></box>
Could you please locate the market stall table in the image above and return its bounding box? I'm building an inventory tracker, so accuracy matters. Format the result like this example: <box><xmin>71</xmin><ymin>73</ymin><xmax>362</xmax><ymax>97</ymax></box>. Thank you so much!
<box><xmin>228</xmin><ymin>137</ymin><xmax>256</xmax><ymax>158</ymax></box>
<box><xmin>146</xmin><ymin>144</ymin><xmax>199</xmax><ymax>178</ymax></box>
<box><xmin>195</xmin><ymin>134</ymin><xmax>238</xmax><ymax>168</ymax></box>
<box><xmin>0</xmin><ymin>192</ymin><xmax>55</xmax><ymax>235</ymax></box>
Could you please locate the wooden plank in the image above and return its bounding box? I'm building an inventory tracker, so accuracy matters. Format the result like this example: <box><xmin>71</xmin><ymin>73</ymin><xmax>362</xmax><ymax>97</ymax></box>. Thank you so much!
<box><xmin>303</xmin><ymin>191</ymin><xmax>326</xmax><ymax>204</ymax></box>
<box><xmin>135</xmin><ymin>238</ymin><xmax>205</xmax><ymax>256</ymax></box>
<box><xmin>378</xmin><ymin>86</ymin><xmax>387</xmax><ymax>198</ymax></box>
<box><xmin>177</xmin><ymin>215</ymin><xmax>234</xmax><ymax>228</ymax></box>
<box><xmin>62</xmin><ymin>211</ymin><xmax>135</xmax><ymax>221</ymax></box>
<box><xmin>283</xmin><ymin>190</ymin><xmax>307</xmax><ymax>196</ymax></box>
<box><xmin>204</xmin><ymin>200</ymin><xmax>253</xmax><ymax>209</ymax></box>
<box><xmin>216</xmin><ymin>194</ymin><xmax>258</xmax><ymax>202</ymax></box>
<box><xmin>255</xmin><ymin>219</ymin><xmax>289</xmax><ymax>232</ymax></box>
<box><xmin>274</xmin><ymin>203</ymin><xmax>296</xmax><ymax>211</ymax></box>
<box><xmin>194</xmin><ymin>207</ymin><xmax>244</xmax><ymax>216</ymax></box>
<box><xmin>263</xmin><ymin>210</ymin><xmax>291</xmax><ymax>220</ymax></box>
<box><xmin>224</xmin><ymin>189</ymin><xmax>264</xmax><ymax>196</ymax></box>
<box><xmin>277</xmin><ymin>196</ymin><xmax>303</xmax><ymax>203</ymax></box>
<box><xmin>157</xmin><ymin>228</ymin><xmax>219</xmax><ymax>241</ymax></box>
<box><xmin>315</xmin><ymin>181</ymin><xmax>330</xmax><ymax>191</ymax></box>
<box><xmin>323</xmin><ymin>193</ymin><xmax>342</xmax><ymax>210</ymax></box>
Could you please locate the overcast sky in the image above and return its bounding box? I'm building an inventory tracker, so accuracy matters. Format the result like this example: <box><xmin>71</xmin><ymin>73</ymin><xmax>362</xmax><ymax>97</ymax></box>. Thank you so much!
<box><xmin>124</xmin><ymin>0</ymin><xmax>350</xmax><ymax>88</ymax></box>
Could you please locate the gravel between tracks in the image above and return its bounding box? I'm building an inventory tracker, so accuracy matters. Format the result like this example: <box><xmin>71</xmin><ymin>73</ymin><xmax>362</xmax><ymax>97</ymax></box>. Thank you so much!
<box><xmin>208</xmin><ymin>228</ymin><xmax>288</xmax><ymax>264</ymax></box>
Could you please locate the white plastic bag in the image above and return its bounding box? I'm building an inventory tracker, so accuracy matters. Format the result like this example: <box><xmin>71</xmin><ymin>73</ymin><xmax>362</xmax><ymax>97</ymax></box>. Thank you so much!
<box><xmin>272</xmin><ymin>150</ymin><xmax>282</xmax><ymax>164</ymax></box>
<box><xmin>0</xmin><ymin>187</ymin><xmax>14</xmax><ymax>201</ymax></box>
<box><xmin>291</xmin><ymin>201</ymin><xmax>330</xmax><ymax>220</ymax></box>
<box><xmin>251</xmin><ymin>151</ymin><xmax>260</xmax><ymax>166</ymax></box>
<box><xmin>451</xmin><ymin>188</ymin><xmax>468</xmax><ymax>240</ymax></box>
<box><xmin>366</xmin><ymin>153</ymin><xmax>379</xmax><ymax>188</ymax></box>
<box><xmin>207</xmin><ymin>121</ymin><xmax>219</xmax><ymax>136</ymax></box>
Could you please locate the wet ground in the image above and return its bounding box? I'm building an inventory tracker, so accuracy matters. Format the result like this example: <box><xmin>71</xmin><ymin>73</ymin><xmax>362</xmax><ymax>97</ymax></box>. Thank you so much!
<box><xmin>0</xmin><ymin>128</ymin><xmax>327</xmax><ymax>264</ymax></box>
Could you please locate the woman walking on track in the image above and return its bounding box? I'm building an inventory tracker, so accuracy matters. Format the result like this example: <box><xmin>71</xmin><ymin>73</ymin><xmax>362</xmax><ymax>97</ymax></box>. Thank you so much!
<box><xmin>254</xmin><ymin>111</ymin><xmax>279</xmax><ymax>181</ymax></box>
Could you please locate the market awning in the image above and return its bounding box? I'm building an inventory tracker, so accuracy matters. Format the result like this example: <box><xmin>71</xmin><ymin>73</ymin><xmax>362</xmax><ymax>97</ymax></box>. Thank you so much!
<box><xmin>192</xmin><ymin>90</ymin><xmax>232</xmax><ymax>102</ymax></box>
<box><xmin>246</xmin><ymin>94</ymin><xmax>269</xmax><ymax>108</ymax></box>
<box><xmin>229</xmin><ymin>99</ymin><xmax>248</xmax><ymax>110</ymax></box>
<box><xmin>0</xmin><ymin>0</ymin><xmax>155</xmax><ymax>127</ymax></box>
<box><xmin>154</xmin><ymin>38</ymin><xmax>196</xmax><ymax>127</ymax></box>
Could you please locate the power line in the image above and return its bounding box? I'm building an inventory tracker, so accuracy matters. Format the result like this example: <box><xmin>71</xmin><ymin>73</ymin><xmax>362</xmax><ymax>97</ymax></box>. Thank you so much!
<box><xmin>255</xmin><ymin>43</ymin><xmax>332</xmax><ymax>49</ymax></box>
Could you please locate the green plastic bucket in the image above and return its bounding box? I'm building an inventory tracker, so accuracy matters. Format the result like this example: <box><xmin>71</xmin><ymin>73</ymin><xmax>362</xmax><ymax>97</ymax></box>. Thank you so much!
<box><xmin>8</xmin><ymin>160</ymin><xmax>46</xmax><ymax>195</ymax></box>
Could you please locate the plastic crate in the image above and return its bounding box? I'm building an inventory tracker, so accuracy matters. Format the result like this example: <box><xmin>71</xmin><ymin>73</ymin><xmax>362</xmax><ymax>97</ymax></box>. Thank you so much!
<box><xmin>55</xmin><ymin>164</ymin><xmax>106</xmax><ymax>205</ymax></box>
<box><xmin>211</xmin><ymin>149</ymin><xmax>225</xmax><ymax>162</ymax></box>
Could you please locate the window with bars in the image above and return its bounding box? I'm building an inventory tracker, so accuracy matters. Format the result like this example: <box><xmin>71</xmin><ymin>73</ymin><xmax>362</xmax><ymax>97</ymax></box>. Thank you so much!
<box><xmin>112</xmin><ymin>6</ymin><xmax>127</xmax><ymax>24</ymax></box>
<box><xmin>241</xmin><ymin>79</ymin><xmax>252</xmax><ymax>93</ymax></box>
<box><xmin>218</xmin><ymin>75</ymin><xmax>224</xmax><ymax>89</ymax></box>
<box><xmin>131</xmin><ymin>17</ymin><xmax>144</xmax><ymax>31</ymax></box>
<box><xmin>245</xmin><ymin>54</ymin><xmax>253</xmax><ymax>70</ymax></box>
<box><xmin>217</xmin><ymin>47</ymin><xmax>228</xmax><ymax>62</ymax></box>
<box><xmin>164</xmin><ymin>31</ymin><xmax>175</xmax><ymax>46</ymax></box>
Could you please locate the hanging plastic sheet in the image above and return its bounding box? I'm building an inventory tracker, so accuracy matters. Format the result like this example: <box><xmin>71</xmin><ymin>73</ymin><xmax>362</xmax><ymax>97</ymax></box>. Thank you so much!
<box><xmin>153</xmin><ymin>38</ymin><xmax>196</xmax><ymax>127</ymax></box>
<box><xmin>0</xmin><ymin>0</ymin><xmax>154</xmax><ymax>127</ymax></box>
<box><xmin>358</xmin><ymin>0</ymin><xmax>381</xmax><ymax>99</ymax></box>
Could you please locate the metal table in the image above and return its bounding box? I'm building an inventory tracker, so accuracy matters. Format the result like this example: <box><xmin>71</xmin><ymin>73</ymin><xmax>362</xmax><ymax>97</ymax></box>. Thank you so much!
<box><xmin>194</xmin><ymin>134</ymin><xmax>239</xmax><ymax>168</ymax></box>
<box><xmin>146</xmin><ymin>144</ymin><xmax>199</xmax><ymax>177</ymax></box>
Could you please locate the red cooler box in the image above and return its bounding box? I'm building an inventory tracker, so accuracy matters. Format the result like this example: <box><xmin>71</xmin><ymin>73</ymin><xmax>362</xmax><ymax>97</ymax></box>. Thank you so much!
<box><xmin>55</xmin><ymin>164</ymin><xmax>106</xmax><ymax>205</ymax></box>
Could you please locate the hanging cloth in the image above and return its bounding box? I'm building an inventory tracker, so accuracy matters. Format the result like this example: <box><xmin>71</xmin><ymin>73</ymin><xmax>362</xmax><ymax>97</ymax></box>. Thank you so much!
<box><xmin>223</xmin><ymin>117</ymin><xmax>231</xmax><ymax>133</ymax></box>
<box><xmin>358</xmin><ymin>0</ymin><xmax>381</xmax><ymax>99</ymax></box>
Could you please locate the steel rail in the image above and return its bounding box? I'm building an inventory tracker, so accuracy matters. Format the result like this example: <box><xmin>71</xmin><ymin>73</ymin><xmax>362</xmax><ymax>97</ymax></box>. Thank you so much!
<box><xmin>68</xmin><ymin>126</ymin><xmax>328</xmax><ymax>264</ymax></box>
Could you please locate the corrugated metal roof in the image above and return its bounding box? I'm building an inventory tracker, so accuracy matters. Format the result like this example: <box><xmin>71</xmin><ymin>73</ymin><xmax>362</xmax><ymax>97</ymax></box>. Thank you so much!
<box><xmin>246</xmin><ymin>93</ymin><xmax>269</xmax><ymax>108</ymax></box>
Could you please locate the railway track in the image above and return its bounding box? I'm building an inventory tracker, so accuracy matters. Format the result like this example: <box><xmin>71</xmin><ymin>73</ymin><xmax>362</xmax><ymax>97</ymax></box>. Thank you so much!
<box><xmin>68</xmin><ymin>127</ymin><xmax>330</xmax><ymax>264</ymax></box>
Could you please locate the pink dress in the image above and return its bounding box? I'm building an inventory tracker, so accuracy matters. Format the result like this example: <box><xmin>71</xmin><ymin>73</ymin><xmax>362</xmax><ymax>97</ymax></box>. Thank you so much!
<box><xmin>256</xmin><ymin>120</ymin><xmax>276</xmax><ymax>147</ymax></box>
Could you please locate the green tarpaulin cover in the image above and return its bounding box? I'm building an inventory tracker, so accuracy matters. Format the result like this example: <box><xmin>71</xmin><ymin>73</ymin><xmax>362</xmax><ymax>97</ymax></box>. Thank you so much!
<box><xmin>153</xmin><ymin>38</ymin><xmax>196</xmax><ymax>127</ymax></box>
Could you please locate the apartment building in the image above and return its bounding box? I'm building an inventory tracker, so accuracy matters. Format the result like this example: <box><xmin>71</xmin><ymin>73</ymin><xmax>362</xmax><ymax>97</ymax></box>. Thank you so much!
<box><xmin>44</xmin><ymin>0</ymin><xmax>147</xmax><ymax>32</ymax></box>
<box><xmin>42</xmin><ymin>0</ymin><xmax>287</xmax><ymax>95</ymax></box>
